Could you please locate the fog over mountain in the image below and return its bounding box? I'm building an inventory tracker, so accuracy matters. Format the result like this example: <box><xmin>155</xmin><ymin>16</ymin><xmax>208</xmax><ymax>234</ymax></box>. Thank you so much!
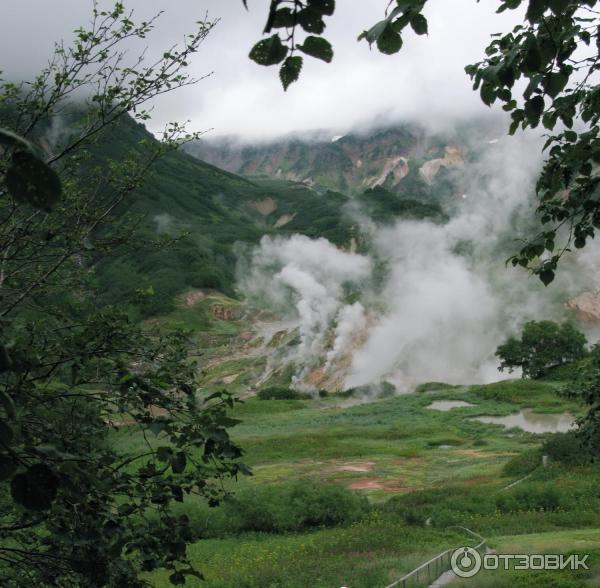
<box><xmin>1</xmin><ymin>0</ymin><xmax>524</xmax><ymax>139</ymax></box>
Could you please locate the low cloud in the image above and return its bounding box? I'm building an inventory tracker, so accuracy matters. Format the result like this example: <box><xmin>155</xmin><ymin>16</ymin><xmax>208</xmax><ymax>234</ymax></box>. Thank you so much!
<box><xmin>1</xmin><ymin>0</ymin><xmax>525</xmax><ymax>139</ymax></box>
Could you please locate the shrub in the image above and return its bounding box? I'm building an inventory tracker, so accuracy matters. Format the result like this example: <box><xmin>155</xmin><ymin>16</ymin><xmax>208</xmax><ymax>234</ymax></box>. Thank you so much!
<box><xmin>541</xmin><ymin>431</ymin><xmax>592</xmax><ymax>466</ymax></box>
<box><xmin>502</xmin><ymin>449</ymin><xmax>543</xmax><ymax>477</ymax></box>
<box><xmin>497</xmin><ymin>483</ymin><xmax>564</xmax><ymax>513</ymax></box>
<box><xmin>189</xmin><ymin>481</ymin><xmax>370</xmax><ymax>537</ymax></box>
<box><xmin>256</xmin><ymin>386</ymin><xmax>310</xmax><ymax>400</ymax></box>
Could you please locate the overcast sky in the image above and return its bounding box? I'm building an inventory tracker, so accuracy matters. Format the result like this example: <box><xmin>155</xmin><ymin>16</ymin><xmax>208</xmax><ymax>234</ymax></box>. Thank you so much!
<box><xmin>1</xmin><ymin>1</ymin><xmax>524</xmax><ymax>140</ymax></box>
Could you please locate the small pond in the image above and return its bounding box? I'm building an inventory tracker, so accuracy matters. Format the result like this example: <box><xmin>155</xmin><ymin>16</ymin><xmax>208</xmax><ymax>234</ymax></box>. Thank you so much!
<box><xmin>474</xmin><ymin>409</ymin><xmax>576</xmax><ymax>434</ymax></box>
<box><xmin>427</xmin><ymin>400</ymin><xmax>475</xmax><ymax>411</ymax></box>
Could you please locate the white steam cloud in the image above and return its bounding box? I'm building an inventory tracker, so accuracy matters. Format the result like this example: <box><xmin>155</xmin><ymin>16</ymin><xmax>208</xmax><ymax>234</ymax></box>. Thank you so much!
<box><xmin>240</xmin><ymin>235</ymin><xmax>371</xmax><ymax>384</ymax></box>
<box><xmin>239</xmin><ymin>131</ymin><xmax>600</xmax><ymax>392</ymax></box>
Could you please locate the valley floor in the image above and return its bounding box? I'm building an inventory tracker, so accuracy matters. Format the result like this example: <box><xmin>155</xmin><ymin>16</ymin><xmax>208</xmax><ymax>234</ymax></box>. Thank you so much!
<box><xmin>116</xmin><ymin>376</ymin><xmax>600</xmax><ymax>587</ymax></box>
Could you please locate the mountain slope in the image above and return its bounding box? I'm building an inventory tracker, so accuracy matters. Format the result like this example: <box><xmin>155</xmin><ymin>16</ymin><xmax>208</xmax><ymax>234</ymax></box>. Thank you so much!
<box><xmin>87</xmin><ymin>116</ymin><xmax>358</xmax><ymax>315</ymax></box>
<box><xmin>184</xmin><ymin>121</ymin><xmax>503</xmax><ymax>201</ymax></box>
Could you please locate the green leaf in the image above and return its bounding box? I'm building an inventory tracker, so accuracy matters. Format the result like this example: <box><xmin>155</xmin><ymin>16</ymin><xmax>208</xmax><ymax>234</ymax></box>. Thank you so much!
<box><xmin>171</xmin><ymin>451</ymin><xmax>187</xmax><ymax>474</ymax></box>
<box><xmin>377</xmin><ymin>24</ymin><xmax>403</xmax><ymax>55</ymax></box>
<box><xmin>11</xmin><ymin>464</ymin><xmax>59</xmax><ymax>511</ymax></box>
<box><xmin>307</xmin><ymin>0</ymin><xmax>335</xmax><ymax>16</ymax></box>
<box><xmin>525</xmin><ymin>95</ymin><xmax>545</xmax><ymax>125</ymax></box>
<box><xmin>279</xmin><ymin>56</ymin><xmax>303</xmax><ymax>91</ymax></box>
<box><xmin>539</xmin><ymin>269</ymin><xmax>555</xmax><ymax>286</ymax></box>
<box><xmin>480</xmin><ymin>82</ymin><xmax>497</xmax><ymax>106</ymax></box>
<box><xmin>298</xmin><ymin>7</ymin><xmax>325</xmax><ymax>34</ymax></box>
<box><xmin>359</xmin><ymin>7</ymin><xmax>402</xmax><ymax>45</ymax></box>
<box><xmin>525</xmin><ymin>44</ymin><xmax>542</xmax><ymax>72</ymax></box>
<box><xmin>410</xmin><ymin>13</ymin><xmax>428</xmax><ymax>35</ymax></box>
<box><xmin>156</xmin><ymin>446</ymin><xmax>173</xmax><ymax>462</ymax></box>
<box><xmin>171</xmin><ymin>484</ymin><xmax>184</xmax><ymax>502</ymax></box>
<box><xmin>549</xmin><ymin>0</ymin><xmax>570</xmax><ymax>13</ymax></box>
<box><xmin>271</xmin><ymin>8</ymin><xmax>297</xmax><ymax>29</ymax></box>
<box><xmin>498</xmin><ymin>0</ymin><xmax>523</xmax><ymax>11</ymax></box>
<box><xmin>6</xmin><ymin>150</ymin><xmax>62</xmax><ymax>211</ymax></box>
<box><xmin>543</xmin><ymin>71</ymin><xmax>568</xmax><ymax>98</ymax></box>
<box><xmin>526</xmin><ymin>0</ymin><xmax>546</xmax><ymax>23</ymax></box>
<box><xmin>249</xmin><ymin>34</ymin><xmax>288</xmax><ymax>66</ymax></box>
<box><xmin>298</xmin><ymin>36</ymin><xmax>333</xmax><ymax>62</ymax></box>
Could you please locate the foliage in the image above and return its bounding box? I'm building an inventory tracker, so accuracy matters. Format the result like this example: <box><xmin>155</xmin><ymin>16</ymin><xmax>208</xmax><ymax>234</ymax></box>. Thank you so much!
<box><xmin>356</xmin><ymin>186</ymin><xmax>446</xmax><ymax>223</ymax></box>
<box><xmin>247</xmin><ymin>0</ymin><xmax>600</xmax><ymax>284</ymax></box>
<box><xmin>562</xmin><ymin>344</ymin><xmax>600</xmax><ymax>453</ymax></box>
<box><xmin>495</xmin><ymin>320</ymin><xmax>587</xmax><ymax>378</ymax></box>
<box><xmin>0</xmin><ymin>3</ymin><xmax>249</xmax><ymax>585</ymax></box>
<box><xmin>502</xmin><ymin>448</ymin><xmax>543</xmax><ymax>476</ymax></box>
<box><xmin>256</xmin><ymin>386</ymin><xmax>311</xmax><ymax>400</ymax></box>
<box><xmin>541</xmin><ymin>431</ymin><xmax>592</xmax><ymax>464</ymax></box>
<box><xmin>246</xmin><ymin>0</ymin><xmax>335</xmax><ymax>91</ymax></box>
<box><xmin>218</xmin><ymin>481</ymin><xmax>369</xmax><ymax>535</ymax></box>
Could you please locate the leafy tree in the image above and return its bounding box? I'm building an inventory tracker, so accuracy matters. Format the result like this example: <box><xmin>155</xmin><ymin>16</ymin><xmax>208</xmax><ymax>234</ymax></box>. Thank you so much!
<box><xmin>0</xmin><ymin>3</ymin><xmax>248</xmax><ymax>586</ymax></box>
<box><xmin>562</xmin><ymin>344</ymin><xmax>600</xmax><ymax>454</ymax></box>
<box><xmin>496</xmin><ymin>319</ymin><xmax>587</xmax><ymax>378</ymax></box>
<box><xmin>246</xmin><ymin>0</ymin><xmax>600</xmax><ymax>284</ymax></box>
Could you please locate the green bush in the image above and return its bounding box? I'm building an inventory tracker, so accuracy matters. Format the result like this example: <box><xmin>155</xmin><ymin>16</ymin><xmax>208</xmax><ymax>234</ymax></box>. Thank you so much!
<box><xmin>188</xmin><ymin>481</ymin><xmax>370</xmax><ymax>537</ymax></box>
<box><xmin>497</xmin><ymin>483</ymin><xmax>564</xmax><ymax>513</ymax></box>
<box><xmin>502</xmin><ymin>449</ymin><xmax>542</xmax><ymax>477</ymax></box>
<box><xmin>256</xmin><ymin>387</ymin><xmax>311</xmax><ymax>400</ymax></box>
<box><xmin>541</xmin><ymin>431</ymin><xmax>592</xmax><ymax>466</ymax></box>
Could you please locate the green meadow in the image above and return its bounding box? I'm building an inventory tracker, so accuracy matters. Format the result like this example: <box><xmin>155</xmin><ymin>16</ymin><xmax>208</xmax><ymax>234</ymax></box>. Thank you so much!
<box><xmin>109</xmin><ymin>372</ymin><xmax>600</xmax><ymax>587</ymax></box>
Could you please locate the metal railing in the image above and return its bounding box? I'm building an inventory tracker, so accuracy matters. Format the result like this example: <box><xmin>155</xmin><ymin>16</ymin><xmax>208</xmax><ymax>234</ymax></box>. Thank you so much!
<box><xmin>384</xmin><ymin>526</ymin><xmax>486</xmax><ymax>588</ymax></box>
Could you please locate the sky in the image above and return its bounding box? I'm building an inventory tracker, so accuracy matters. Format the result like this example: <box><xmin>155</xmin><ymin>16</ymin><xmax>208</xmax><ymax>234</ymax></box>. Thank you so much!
<box><xmin>0</xmin><ymin>0</ymin><xmax>524</xmax><ymax>139</ymax></box>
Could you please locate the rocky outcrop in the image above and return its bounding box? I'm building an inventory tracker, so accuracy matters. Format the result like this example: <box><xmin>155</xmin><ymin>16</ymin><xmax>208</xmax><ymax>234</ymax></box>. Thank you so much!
<box><xmin>367</xmin><ymin>157</ymin><xmax>410</xmax><ymax>188</ymax></box>
<box><xmin>566</xmin><ymin>291</ymin><xmax>600</xmax><ymax>321</ymax></box>
<box><xmin>419</xmin><ymin>145</ymin><xmax>464</xmax><ymax>185</ymax></box>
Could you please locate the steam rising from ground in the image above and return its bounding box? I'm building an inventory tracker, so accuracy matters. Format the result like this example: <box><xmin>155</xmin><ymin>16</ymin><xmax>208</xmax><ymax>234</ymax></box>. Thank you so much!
<box><xmin>240</xmin><ymin>235</ymin><xmax>371</xmax><ymax>384</ymax></box>
<box><xmin>239</xmin><ymin>131</ymin><xmax>599</xmax><ymax>392</ymax></box>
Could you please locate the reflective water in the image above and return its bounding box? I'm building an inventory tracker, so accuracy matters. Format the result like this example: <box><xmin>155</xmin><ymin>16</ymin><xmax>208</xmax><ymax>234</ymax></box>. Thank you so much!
<box><xmin>474</xmin><ymin>409</ymin><xmax>576</xmax><ymax>434</ymax></box>
<box><xmin>427</xmin><ymin>400</ymin><xmax>475</xmax><ymax>411</ymax></box>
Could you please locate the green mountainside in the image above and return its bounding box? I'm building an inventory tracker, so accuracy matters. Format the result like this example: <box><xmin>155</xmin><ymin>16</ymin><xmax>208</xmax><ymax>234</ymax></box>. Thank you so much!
<box><xmin>84</xmin><ymin>116</ymin><xmax>445</xmax><ymax>315</ymax></box>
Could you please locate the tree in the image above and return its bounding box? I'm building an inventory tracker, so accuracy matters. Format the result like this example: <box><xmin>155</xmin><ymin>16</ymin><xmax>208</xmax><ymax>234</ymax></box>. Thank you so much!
<box><xmin>496</xmin><ymin>319</ymin><xmax>587</xmax><ymax>378</ymax></box>
<box><xmin>563</xmin><ymin>343</ymin><xmax>600</xmax><ymax>454</ymax></box>
<box><xmin>0</xmin><ymin>3</ymin><xmax>248</xmax><ymax>586</ymax></box>
<box><xmin>245</xmin><ymin>0</ymin><xmax>600</xmax><ymax>285</ymax></box>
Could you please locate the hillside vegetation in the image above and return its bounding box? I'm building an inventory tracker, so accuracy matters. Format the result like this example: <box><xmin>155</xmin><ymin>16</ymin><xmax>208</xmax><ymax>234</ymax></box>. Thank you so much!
<box><xmin>85</xmin><ymin>116</ymin><xmax>447</xmax><ymax>316</ymax></box>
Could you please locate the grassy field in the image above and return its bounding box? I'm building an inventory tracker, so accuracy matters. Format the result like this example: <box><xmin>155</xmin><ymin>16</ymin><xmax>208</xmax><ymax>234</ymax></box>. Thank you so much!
<box><xmin>121</xmin><ymin>297</ymin><xmax>600</xmax><ymax>586</ymax></box>
<box><xmin>113</xmin><ymin>368</ymin><xmax>600</xmax><ymax>587</ymax></box>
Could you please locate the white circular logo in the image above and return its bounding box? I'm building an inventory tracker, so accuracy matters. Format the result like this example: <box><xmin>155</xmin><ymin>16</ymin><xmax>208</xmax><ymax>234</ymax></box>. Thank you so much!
<box><xmin>451</xmin><ymin>547</ymin><xmax>482</xmax><ymax>578</ymax></box>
